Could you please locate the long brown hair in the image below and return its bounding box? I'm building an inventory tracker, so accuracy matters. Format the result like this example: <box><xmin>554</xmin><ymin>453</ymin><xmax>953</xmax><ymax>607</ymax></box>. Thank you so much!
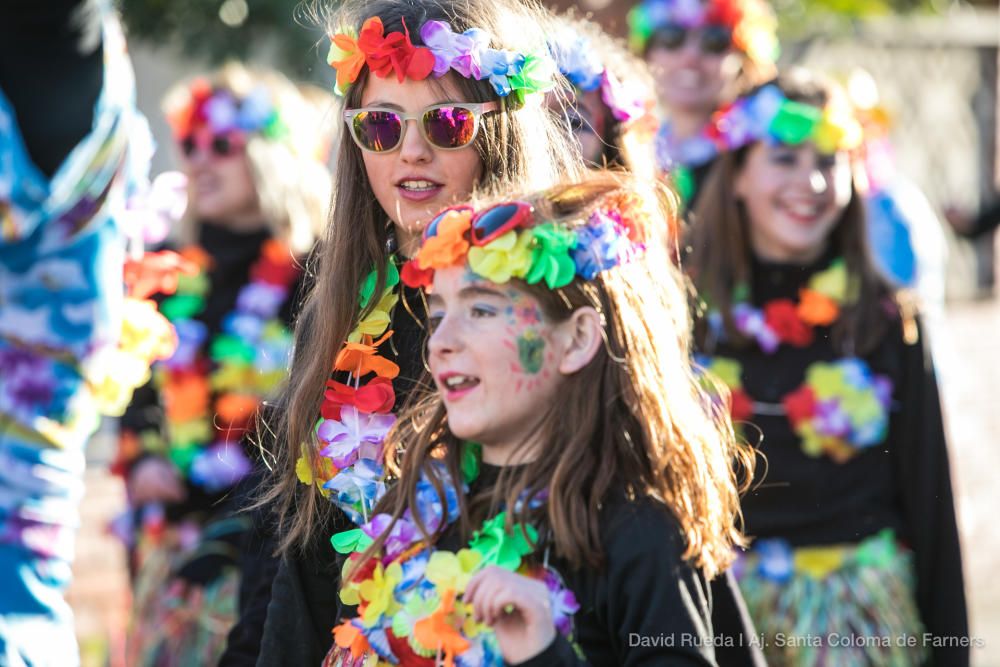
<box><xmin>688</xmin><ymin>68</ymin><xmax>893</xmax><ymax>355</ymax></box>
<box><xmin>352</xmin><ymin>172</ymin><xmax>753</xmax><ymax>579</ymax></box>
<box><xmin>263</xmin><ymin>0</ymin><xmax>583</xmax><ymax>555</ymax></box>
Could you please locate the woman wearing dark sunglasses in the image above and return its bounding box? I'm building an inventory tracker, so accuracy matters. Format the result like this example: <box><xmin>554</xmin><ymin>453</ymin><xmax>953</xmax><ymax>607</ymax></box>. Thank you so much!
<box><xmin>115</xmin><ymin>62</ymin><xmax>334</xmax><ymax>667</ymax></box>
<box><xmin>228</xmin><ymin>1</ymin><xmax>582</xmax><ymax>665</ymax></box>
<box><xmin>628</xmin><ymin>0</ymin><xmax>779</xmax><ymax>208</ymax></box>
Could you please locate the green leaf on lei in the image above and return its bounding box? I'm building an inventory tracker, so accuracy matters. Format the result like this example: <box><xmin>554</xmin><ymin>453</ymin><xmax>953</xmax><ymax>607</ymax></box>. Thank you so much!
<box><xmin>160</xmin><ymin>293</ymin><xmax>205</xmax><ymax>320</ymax></box>
<box><xmin>461</xmin><ymin>442</ymin><xmax>481</xmax><ymax>484</ymax></box>
<box><xmin>853</xmin><ymin>528</ymin><xmax>897</xmax><ymax>568</ymax></box>
<box><xmin>169</xmin><ymin>443</ymin><xmax>200</xmax><ymax>473</ymax></box>
<box><xmin>469</xmin><ymin>511</ymin><xmax>538</xmax><ymax>571</ymax></box>
<box><xmin>359</xmin><ymin>259</ymin><xmax>400</xmax><ymax>309</ymax></box>
<box><xmin>331</xmin><ymin>528</ymin><xmax>374</xmax><ymax>554</ymax></box>
<box><xmin>210</xmin><ymin>334</ymin><xmax>256</xmax><ymax>364</ymax></box>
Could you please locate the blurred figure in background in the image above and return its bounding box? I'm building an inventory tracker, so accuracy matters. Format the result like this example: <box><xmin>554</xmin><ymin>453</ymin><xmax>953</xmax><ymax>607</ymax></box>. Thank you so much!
<box><xmin>628</xmin><ymin>0</ymin><xmax>778</xmax><ymax>208</ymax></box>
<box><xmin>0</xmin><ymin>1</ymin><xmax>169</xmax><ymax>664</ymax></box>
<box><xmin>112</xmin><ymin>63</ymin><xmax>333</xmax><ymax>667</ymax></box>
<box><xmin>548</xmin><ymin>15</ymin><xmax>660</xmax><ymax>181</ymax></box>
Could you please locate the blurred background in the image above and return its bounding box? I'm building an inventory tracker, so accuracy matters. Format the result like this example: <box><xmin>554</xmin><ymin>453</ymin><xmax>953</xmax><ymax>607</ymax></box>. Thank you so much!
<box><xmin>72</xmin><ymin>1</ymin><xmax>1000</xmax><ymax>665</ymax></box>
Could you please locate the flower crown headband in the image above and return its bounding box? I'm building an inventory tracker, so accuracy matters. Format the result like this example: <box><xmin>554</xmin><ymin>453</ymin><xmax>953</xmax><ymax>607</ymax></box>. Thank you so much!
<box><xmin>548</xmin><ymin>33</ymin><xmax>656</xmax><ymax>125</ymax></box>
<box><xmin>400</xmin><ymin>192</ymin><xmax>649</xmax><ymax>291</ymax></box>
<box><xmin>327</xmin><ymin>17</ymin><xmax>556</xmax><ymax>99</ymax></box>
<box><xmin>627</xmin><ymin>0</ymin><xmax>779</xmax><ymax>66</ymax></box>
<box><xmin>707</xmin><ymin>83</ymin><xmax>864</xmax><ymax>155</ymax></box>
<box><xmin>166</xmin><ymin>79</ymin><xmax>288</xmax><ymax>142</ymax></box>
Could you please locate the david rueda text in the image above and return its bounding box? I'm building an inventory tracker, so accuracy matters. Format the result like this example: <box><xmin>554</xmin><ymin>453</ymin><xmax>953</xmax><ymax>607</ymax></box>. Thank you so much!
<box><xmin>628</xmin><ymin>633</ymin><xmax>765</xmax><ymax>648</ymax></box>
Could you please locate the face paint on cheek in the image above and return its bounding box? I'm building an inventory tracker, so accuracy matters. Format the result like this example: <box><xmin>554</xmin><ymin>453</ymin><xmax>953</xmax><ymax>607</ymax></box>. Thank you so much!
<box><xmin>516</xmin><ymin>329</ymin><xmax>546</xmax><ymax>374</ymax></box>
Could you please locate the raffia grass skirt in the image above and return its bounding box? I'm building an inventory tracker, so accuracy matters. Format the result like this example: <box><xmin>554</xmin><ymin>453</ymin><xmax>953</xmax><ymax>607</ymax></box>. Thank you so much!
<box><xmin>735</xmin><ymin>529</ymin><xmax>927</xmax><ymax>667</ymax></box>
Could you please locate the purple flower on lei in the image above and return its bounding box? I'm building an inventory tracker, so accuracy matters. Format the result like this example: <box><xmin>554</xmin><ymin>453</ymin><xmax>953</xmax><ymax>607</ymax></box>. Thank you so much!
<box><xmin>236</xmin><ymin>282</ymin><xmax>287</xmax><ymax>319</ymax></box>
<box><xmin>543</xmin><ymin>568</ymin><xmax>580</xmax><ymax>636</ymax></box>
<box><xmin>189</xmin><ymin>442</ymin><xmax>253</xmax><ymax>492</ymax></box>
<box><xmin>813</xmin><ymin>400</ymin><xmax>852</xmax><ymax>439</ymax></box>
<box><xmin>732</xmin><ymin>303</ymin><xmax>779</xmax><ymax>353</ymax></box>
<box><xmin>318</xmin><ymin>406</ymin><xmax>395</xmax><ymax>469</ymax></box>
<box><xmin>403</xmin><ymin>466</ymin><xmax>463</xmax><ymax>534</ymax></box>
<box><xmin>361</xmin><ymin>513</ymin><xmax>420</xmax><ymax>561</ymax></box>
<box><xmin>165</xmin><ymin>319</ymin><xmax>208</xmax><ymax>368</ymax></box>
<box><xmin>0</xmin><ymin>347</ymin><xmax>57</xmax><ymax>418</ymax></box>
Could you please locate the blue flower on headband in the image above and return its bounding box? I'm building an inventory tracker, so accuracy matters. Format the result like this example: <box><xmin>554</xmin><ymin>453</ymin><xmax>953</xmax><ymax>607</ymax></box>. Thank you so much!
<box><xmin>572</xmin><ymin>212</ymin><xmax>625</xmax><ymax>280</ymax></box>
<box><xmin>550</xmin><ymin>36</ymin><xmax>604</xmax><ymax>92</ymax></box>
<box><xmin>479</xmin><ymin>48</ymin><xmax>526</xmax><ymax>97</ymax></box>
<box><xmin>237</xmin><ymin>86</ymin><xmax>276</xmax><ymax>132</ymax></box>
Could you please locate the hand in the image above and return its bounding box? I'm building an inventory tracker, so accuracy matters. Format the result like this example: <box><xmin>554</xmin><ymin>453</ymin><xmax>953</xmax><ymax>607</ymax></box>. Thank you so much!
<box><xmin>128</xmin><ymin>457</ymin><xmax>186</xmax><ymax>505</ymax></box>
<box><xmin>464</xmin><ymin>566</ymin><xmax>556</xmax><ymax>664</ymax></box>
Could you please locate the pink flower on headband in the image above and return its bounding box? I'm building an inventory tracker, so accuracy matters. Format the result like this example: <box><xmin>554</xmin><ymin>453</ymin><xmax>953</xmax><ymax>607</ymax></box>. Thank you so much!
<box><xmin>420</xmin><ymin>21</ymin><xmax>490</xmax><ymax>79</ymax></box>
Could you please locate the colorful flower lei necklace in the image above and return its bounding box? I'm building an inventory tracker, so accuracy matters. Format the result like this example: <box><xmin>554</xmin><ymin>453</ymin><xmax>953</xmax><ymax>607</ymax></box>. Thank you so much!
<box><xmin>708</xmin><ymin>258</ymin><xmax>851</xmax><ymax>354</ymax></box>
<box><xmin>154</xmin><ymin>239</ymin><xmax>300</xmax><ymax>490</ymax></box>
<box><xmin>698</xmin><ymin>259</ymin><xmax>893</xmax><ymax>462</ymax></box>
<box><xmin>329</xmin><ymin>447</ymin><xmax>580</xmax><ymax>666</ymax></box>
<box><xmin>627</xmin><ymin>0</ymin><xmax>779</xmax><ymax>66</ymax></box>
<box><xmin>327</xmin><ymin>17</ymin><xmax>556</xmax><ymax>99</ymax></box>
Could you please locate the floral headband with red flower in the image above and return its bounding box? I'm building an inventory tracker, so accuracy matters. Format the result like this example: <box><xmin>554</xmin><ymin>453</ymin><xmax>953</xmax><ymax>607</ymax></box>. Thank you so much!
<box><xmin>400</xmin><ymin>192</ymin><xmax>649</xmax><ymax>291</ymax></box>
<box><xmin>327</xmin><ymin>17</ymin><xmax>556</xmax><ymax>99</ymax></box>
<box><xmin>627</xmin><ymin>0</ymin><xmax>779</xmax><ymax>65</ymax></box>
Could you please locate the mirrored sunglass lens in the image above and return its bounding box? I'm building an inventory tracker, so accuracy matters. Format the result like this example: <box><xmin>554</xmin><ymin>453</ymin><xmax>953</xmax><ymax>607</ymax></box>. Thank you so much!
<box><xmin>211</xmin><ymin>135</ymin><xmax>234</xmax><ymax>156</ymax></box>
<box><xmin>424</xmin><ymin>107</ymin><xmax>476</xmax><ymax>149</ymax></box>
<box><xmin>651</xmin><ymin>24</ymin><xmax>687</xmax><ymax>50</ymax></box>
<box><xmin>701</xmin><ymin>26</ymin><xmax>732</xmax><ymax>54</ymax></box>
<box><xmin>474</xmin><ymin>203</ymin><xmax>519</xmax><ymax>241</ymax></box>
<box><xmin>180</xmin><ymin>136</ymin><xmax>197</xmax><ymax>157</ymax></box>
<box><xmin>353</xmin><ymin>111</ymin><xmax>403</xmax><ymax>152</ymax></box>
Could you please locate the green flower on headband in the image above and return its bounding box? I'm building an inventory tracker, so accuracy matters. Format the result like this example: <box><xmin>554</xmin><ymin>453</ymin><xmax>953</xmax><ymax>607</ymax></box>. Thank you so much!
<box><xmin>769</xmin><ymin>101</ymin><xmax>821</xmax><ymax>146</ymax></box>
<box><xmin>526</xmin><ymin>223</ymin><xmax>577</xmax><ymax>289</ymax></box>
<box><xmin>262</xmin><ymin>112</ymin><xmax>290</xmax><ymax>141</ymax></box>
<box><xmin>508</xmin><ymin>52</ymin><xmax>557</xmax><ymax>99</ymax></box>
<box><xmin>467</xmin><ymin>231</ymin><xmax>533</xmax><ymax>283</ymax></box>
<box><xmin>469</xmin><ymin>511</ymin><xmax>538</xmax><ymax>570</ymax></box>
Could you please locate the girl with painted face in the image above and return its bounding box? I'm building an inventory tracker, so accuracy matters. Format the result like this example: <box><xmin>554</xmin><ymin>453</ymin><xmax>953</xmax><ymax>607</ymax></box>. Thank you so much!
<box><xmin>249</xmin><ymin>0</ymin><xmax>583</xmax><ymax>663</ymax></box>
<box><xmin>628</xmin><ymin>0</ymin><xmax>778</xmax><ymax>207</ymax></box>
<box><xmin>114</xmin><ymin>63</ymin><xmax>334</xmax><ymax>666</ymax></box>
<box><xmin>325</xmin><ymin>171</ymin><xmax>754</xmax><ymax>665</ymax></box>
<box><xmin>688</xmin><ymin>69</ymin><xmax>968</xmax><ymax>666</ymax></box>
<box><xmin>548</xmin><ymin>16</ymin><xmax>659</xmax><ymax>179</ymax></box>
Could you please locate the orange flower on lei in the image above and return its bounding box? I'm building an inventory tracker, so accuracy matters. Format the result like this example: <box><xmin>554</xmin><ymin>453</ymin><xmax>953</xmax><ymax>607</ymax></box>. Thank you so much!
<box><xmin>412</xmin><ymin>589</ymin><xmax>471</xmax><ymax>667</ymax></box>
<box><xmin>333</xmin><ymin>331</ymin><xmax>400</xmax><ymax>379</ymax></box>
<box><xmin>797</xmin><ymin>288</ymin><xmax>839</xmax><ymax>327</ymax></box>
<box><xmin>333</xmin><ymin>621</ymin><xmax>372</xmax><ymax>659</ymax></box>
<box><xmin>416</xmin><ymin>209</ymin><xmax>472</xmax><ymax>270</ymax></box>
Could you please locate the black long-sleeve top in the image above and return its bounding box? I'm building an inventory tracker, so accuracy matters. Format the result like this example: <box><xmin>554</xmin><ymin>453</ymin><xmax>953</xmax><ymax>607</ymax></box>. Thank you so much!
<box><xmin>699</xmin><ymin>251</ymin><xmax>968</xmax><ymax>666</ymax></box>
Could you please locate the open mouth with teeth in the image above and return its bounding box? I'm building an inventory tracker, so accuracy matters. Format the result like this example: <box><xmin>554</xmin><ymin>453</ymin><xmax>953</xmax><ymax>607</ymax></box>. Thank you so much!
<box><xmin>399</xmin><ymin>179</ymin><xmax>440</xmax><ymax>191</ymax></box>
<box><xmin>779</xmin><ymin>200</ymin><xmax>826</xmax><ymax>224</ymax></box>
<box><xmin>439</xmin><ymin>373</ymin><xmax>481</xmax><ymax>397</ymax></box>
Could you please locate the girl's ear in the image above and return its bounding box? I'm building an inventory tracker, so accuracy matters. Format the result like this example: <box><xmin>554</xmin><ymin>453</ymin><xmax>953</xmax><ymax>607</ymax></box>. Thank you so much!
<box><xmin>556</xmin><ymin>306</ymin><xmax>603</xmax><ymax>375</ymax></box>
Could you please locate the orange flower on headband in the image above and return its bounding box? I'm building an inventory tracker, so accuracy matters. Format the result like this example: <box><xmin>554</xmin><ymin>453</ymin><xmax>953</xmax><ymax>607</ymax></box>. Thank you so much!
<box><xmin>327</xmin><ymin>26</ymin><xmax>366</xmax><ymax>92</ymax></box>
<box><xmin>416</xmin><ymin>209</ymin><xmax>472</xmax><ymax>270</ymax></box>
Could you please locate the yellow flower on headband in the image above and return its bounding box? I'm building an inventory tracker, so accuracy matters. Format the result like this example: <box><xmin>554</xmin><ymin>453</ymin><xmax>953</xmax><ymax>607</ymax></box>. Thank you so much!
<box><xmin>814</xmin><ymin>104</ymin><xmax>864</xmax><ymax>155</ymax></box>
<box><xmin>416</xmin><ymin>209</ymin><xmax>472</xmax><ymax>270</ymax></box>
<box><xmin>466</xmin><ymin>230</ymin><xmax>533</xmax><ymax>283</ymax></box>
